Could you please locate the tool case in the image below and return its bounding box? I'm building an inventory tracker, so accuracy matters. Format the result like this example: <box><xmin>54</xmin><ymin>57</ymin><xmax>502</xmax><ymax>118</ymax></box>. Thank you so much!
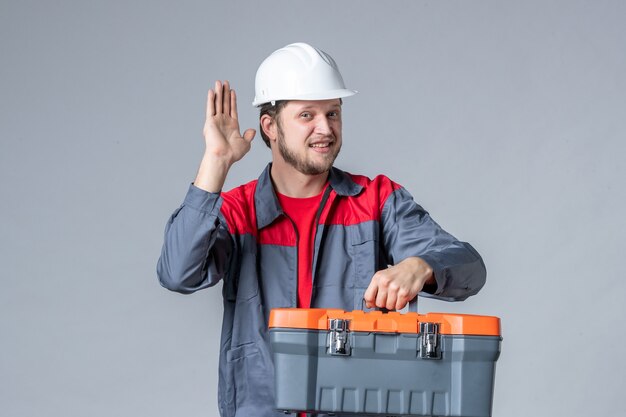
<box><xmin>269</xmin><ymin>308</ymin><xmax>501</xmax><ymax>417</ymax></box>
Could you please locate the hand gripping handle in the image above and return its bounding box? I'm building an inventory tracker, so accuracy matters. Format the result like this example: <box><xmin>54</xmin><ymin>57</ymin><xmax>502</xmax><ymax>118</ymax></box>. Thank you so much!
<box><xmin>361</xmin><ymin>296</ymin><xmax>418</xmax><ymax>313</ymax></box>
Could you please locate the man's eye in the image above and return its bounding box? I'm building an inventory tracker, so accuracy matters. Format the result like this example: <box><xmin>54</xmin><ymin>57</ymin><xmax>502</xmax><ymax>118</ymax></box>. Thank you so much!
<box><xmin>300</xmin><ymin>112</ymin><xmax>312</xmax><ymax>118</ymax></box>
<box><xmin>328</xmin><ymin>111</ymin><xmax>338</xmax><ymax>117</ymax></box>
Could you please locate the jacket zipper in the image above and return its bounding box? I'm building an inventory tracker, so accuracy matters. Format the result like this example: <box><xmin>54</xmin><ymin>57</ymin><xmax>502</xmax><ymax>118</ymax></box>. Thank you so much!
<box><xmin>283</xmin><ymin>214</ymin><xmax>300</xmax><ymax>308</ymax></box>
<box><xmin>309</xmin><ymin>186</ymin><xmax>333</xmax><ymax>308</ymax></box>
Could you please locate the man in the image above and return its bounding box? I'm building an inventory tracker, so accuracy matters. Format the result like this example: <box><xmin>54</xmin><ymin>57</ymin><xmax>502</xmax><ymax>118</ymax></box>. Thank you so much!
<box><xmin>157</xmin><ymin>42</ymin><xmax>486</xmax><ymax>417</ymax></box>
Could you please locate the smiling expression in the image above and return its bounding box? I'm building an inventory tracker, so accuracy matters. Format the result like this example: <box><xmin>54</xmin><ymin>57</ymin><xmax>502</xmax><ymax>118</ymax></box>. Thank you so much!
<box><xmin>272</xmin><ymin>99</ymin><xmax>343</xmax><ymax>176</ymax></box>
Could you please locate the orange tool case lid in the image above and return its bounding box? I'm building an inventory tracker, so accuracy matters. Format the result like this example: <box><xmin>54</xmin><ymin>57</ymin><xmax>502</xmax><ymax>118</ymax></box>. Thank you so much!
<box><xmin>269</xmin><ymin>308</ymin><xmax>501</xmax><ymax>336</ymax></box>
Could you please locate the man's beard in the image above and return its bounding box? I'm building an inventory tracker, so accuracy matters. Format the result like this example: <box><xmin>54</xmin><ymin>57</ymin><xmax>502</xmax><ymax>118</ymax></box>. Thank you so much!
<box><xmin>276</xmin><ymin>124</ymin><xmax>341</xmax><ymax>175</ymax></box>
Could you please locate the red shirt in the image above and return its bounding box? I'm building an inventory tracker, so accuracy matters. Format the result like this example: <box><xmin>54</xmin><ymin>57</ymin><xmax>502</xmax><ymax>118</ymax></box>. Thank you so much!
<box><xmin>276</xmin><ymin>189</ymin><xmax>324</xmax><ymax>309</ymax></box>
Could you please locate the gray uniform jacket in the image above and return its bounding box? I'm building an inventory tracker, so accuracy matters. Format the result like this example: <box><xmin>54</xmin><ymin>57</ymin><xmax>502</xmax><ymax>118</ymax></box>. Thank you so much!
<box><xmin>157</xmin><ymin>164</ymin><xmax>486</xmax><ymax>417</ymax></box>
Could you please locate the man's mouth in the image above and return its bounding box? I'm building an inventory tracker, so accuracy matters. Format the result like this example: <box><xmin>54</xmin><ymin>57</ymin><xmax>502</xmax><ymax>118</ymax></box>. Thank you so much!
<box><xmin>310</xmin><ymin>143</ymin><xmax>331</xmax><ymax>148</ymax></box>
<box><xmin>309</xmin><ymin>137</ymin><xmax>335</xmax><ymax>149</ymax></box>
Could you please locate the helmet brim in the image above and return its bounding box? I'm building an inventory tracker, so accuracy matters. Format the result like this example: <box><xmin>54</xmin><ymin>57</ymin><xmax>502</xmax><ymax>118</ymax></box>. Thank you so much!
<box><xmin>252</xmin><ymin>89</ymin><xmax>357</xmax><ymax>107</ymax></box>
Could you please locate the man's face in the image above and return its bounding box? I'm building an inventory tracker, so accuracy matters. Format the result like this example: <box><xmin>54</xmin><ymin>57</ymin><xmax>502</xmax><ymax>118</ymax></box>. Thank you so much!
<box><xmin>274</xmin><ymin>99</ymin><xmax>342</xmax><ymax>176</ymax></box>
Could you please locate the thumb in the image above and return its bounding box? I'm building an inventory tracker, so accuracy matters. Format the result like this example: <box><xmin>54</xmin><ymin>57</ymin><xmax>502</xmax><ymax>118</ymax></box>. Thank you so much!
<box><xmin>243</xmin><ymin>128</ymin><xmax>256</xmax><ymax>142</ymax></box>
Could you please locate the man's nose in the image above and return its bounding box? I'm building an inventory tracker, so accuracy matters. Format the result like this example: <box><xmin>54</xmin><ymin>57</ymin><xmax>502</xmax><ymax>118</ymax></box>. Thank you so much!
<box><xmin>314</xmin><ymin>116</ymin><xmax>332</xmax><ymax>135</ymax></box>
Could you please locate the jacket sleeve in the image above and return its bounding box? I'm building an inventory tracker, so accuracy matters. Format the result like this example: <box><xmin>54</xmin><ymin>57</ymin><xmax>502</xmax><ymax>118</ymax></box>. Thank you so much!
<box><xmin>380</xmin><ymin>187</ymin><xmax>486</xmax><ymax>301</ymax></box>
<box><xmin>156</xmin><ymin>184</ymin><xmax>233</xmax><ymax>294</ymax></box>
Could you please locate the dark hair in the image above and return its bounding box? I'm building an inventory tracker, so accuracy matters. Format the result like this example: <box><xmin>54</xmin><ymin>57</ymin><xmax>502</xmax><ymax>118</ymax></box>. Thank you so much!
<box><xmin>258</xmin><ymin>100</ymin><xmax>289</xmax><ymax>148</ymax></box>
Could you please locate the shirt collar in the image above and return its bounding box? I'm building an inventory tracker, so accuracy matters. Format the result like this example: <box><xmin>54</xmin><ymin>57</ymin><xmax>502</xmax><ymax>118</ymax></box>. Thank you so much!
<box><xmin>254</xmin><ymin>163</ymin><xmax>363</xmax><ymax>229</ymax></box>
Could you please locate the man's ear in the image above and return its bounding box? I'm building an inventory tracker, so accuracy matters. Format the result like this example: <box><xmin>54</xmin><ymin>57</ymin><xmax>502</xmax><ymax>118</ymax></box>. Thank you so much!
<box><xmin>260</xmin><ymin>114</ymin><xmax>277</xmax><ymax>142</ymax></box>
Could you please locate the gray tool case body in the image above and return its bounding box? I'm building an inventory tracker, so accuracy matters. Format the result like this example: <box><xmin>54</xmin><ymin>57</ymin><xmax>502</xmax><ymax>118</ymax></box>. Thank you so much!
<box><xmin>268</xmin><ymin>308</ymin><xmax>501</xmax><ymax>417</ymax></box>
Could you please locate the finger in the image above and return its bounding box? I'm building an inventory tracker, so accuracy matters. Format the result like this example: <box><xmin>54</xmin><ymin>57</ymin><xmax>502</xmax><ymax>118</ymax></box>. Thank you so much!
<box><xmin>215</xmin><ymin>80</ymin><xmax>223</xmax><ymax>114</ymax></box>
<box><xmin>231</xmin><ymin>89</ymin><xmax>239</xmax><ymax>120</ymax></box>
<box><xmin>370</xmin><ymin>270</ymin><xmax>391</xmax><ymax>308</ymax></box>
<box><xmin>395</xmin><ymin>289</ymin><xmax>410</xmax><ymax>311</ymax></box>
<box><xmin>243</xmin><ymin>128</ymin><xmax>256</xmax><ymax>142</ymax></box>
<box><xmin>207</xmin><ymin>89</ymin><xmax>216</xmax><ymax>117</ymax></box>
<box><xmin>223</xmin><ymin>80</ymin><xmax>231</xmax><ymax>116</ymax></box>
<box><xmin>385</xmin><ymin>290</ymin><xmax>398</xmax><ymax>311</ymax></box>
<box><xmin>375</xmin><ymin>285</ymin><xmax>388</xmax><ymax>309</ymax></box>
<box><xmin>363</xmin><ymin>279</ymin><xmax>378</xmax><ymax>309</ymax></box>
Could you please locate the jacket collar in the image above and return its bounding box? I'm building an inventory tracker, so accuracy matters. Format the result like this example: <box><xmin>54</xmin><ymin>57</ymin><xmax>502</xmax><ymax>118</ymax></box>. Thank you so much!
<box><xmin>255</xmin><ymin>163</ymin><xmax>363</xmax><ymax>229</ymax></box>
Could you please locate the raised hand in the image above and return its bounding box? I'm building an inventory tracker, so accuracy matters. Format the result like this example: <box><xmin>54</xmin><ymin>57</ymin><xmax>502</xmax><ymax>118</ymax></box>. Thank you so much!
<box><xmin>203</xmin><ymin>80</ymin><xmax>256</xmax><ymax>164</ymax></box>
<box><xmin>194</xmin><ymin>80</ymin><xmax>256</xmax><ymax>193</ymax></box>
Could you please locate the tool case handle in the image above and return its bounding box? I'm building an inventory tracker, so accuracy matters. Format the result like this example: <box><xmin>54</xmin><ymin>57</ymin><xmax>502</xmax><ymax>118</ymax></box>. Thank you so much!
<box><xmin>364</xmin><ymin>296</ymin><xmax>418</xmax><ymax>313</ymax></box>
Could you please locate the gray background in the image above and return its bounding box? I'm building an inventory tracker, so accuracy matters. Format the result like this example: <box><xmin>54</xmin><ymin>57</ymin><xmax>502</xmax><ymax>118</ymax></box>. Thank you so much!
<box><xmin>2</xmin><ymin>0</ymin><xmax>624</xmax><ymax>416</ymax></box>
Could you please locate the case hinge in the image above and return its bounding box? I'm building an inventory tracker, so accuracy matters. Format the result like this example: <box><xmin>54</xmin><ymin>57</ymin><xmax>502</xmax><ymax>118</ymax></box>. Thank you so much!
<box><xmin>327</xmin><ymin>318</ymin><xmax>351</xmax><ymax>356</ymax></box>
<box><xmin>419</xmin><ymin>322</ymin><xmax>441</xmax><ymax>359</ymax></box>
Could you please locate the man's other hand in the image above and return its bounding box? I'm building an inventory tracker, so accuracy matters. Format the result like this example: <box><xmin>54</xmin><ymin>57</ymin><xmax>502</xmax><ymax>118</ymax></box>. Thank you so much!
<box><xmin>363</xmin><ymin>257</ymin><xmax>435</xmax><ymax>310</ymax></box>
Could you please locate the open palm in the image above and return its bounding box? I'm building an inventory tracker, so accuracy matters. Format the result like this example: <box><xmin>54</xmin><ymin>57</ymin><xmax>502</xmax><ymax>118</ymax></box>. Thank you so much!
<box><xmin>203</xmin><ymin>80</ymin><xmax>255</xmax><ymax>165</ymax></box>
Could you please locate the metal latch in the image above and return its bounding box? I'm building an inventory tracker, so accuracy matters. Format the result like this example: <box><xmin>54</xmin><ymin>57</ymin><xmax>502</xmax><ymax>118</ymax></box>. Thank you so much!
<box><xmin>419</xmin><ymin>322</ymin><xmax>441</xmax><ymax>359</ymax></box>
<box><xmin>327</xmin><ymin>318</ymin><xmax>351</xmax><ymax>356</ymax></box>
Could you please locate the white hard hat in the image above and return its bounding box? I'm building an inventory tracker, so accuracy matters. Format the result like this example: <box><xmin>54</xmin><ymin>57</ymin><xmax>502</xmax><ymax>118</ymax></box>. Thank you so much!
<box><xmin>252</xmin><ymin>42</ymin><xmax>357</xmax><ymax>107</ymax></box>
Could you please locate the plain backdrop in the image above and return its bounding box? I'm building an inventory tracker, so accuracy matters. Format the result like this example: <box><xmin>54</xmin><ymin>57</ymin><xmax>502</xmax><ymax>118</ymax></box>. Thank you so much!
<box><xmin>1</xmin><ymin>1</ymin><xmax>625</xmax><ymax>416</ymax></box>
